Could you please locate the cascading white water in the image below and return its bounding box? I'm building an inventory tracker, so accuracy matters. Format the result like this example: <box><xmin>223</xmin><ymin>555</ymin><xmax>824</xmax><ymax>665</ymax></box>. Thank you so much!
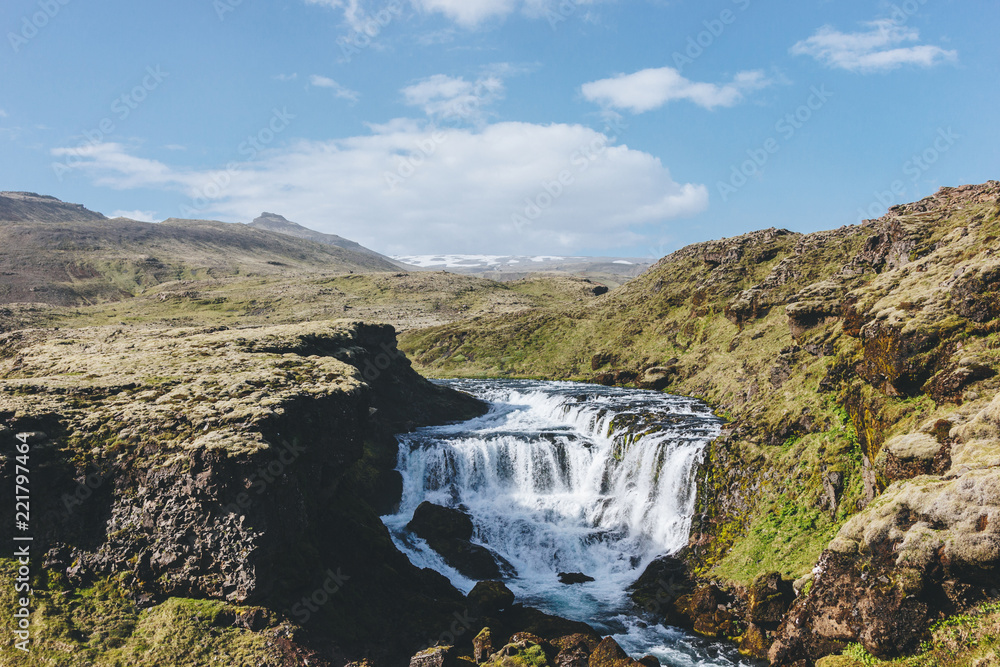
<box><xmin>383</xmin><ymin>380</ymin><xmax>753</xmax><ymax>667</ymax></box>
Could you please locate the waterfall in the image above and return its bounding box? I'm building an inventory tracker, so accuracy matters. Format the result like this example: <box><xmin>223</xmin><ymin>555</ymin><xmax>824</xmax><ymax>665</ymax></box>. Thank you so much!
<box><xmin>382</xmin><ymin>380</ymin><xmax>722</xmax><ymax>634</ymax></box>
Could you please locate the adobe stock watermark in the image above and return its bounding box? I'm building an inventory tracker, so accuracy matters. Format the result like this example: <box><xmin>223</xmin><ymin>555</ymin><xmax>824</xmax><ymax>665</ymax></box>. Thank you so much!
<box><xmin>545</xmin><ymin>0</ymin><xmax>588</xmax><ymax>30</ymax></box>
<box><xmin>511</xmin><ymin>115</ymin><xmax>628</xmax><ymax>232</ymax></box>
<box><xmin>8</xmin><ymin>0</ymin><xmax>71</xmax><ymax>53</ymax></box>
<box><xmin>51</xmin><ymin>66</ymin><xmax>169</xmax><ymax>182</ymax></box>
<box><xmin>214</xmin><ymin>0</ymin><xmax>244</xmax><ymax>21</ymax></box>
<box><xmin>338</xmin><ymin>0</ymin><xmax>404</xmax><ymax>63</ymax></box>
<box><xmin>672</xmin><ymin>0</ymin><xmax>751</xmax><ymax>73</ymax></box>
<box><xmin>855</xmin><ymin>127</ymin><xmax>959</xmax><ymax>223</ymax></box>
<box><xmin>885</xmin><ymin>0</ymin><xmax>934</xmax><ymax>28</ymax></box>
<box><xmin>717</xmin><ymin>85</ymin><xmax>833</xmax><ymax>202</ymax></box>
<box><xmin>10</xmin><ymin>431</ymin><xmax>33</xmax><ymax>653</ymax></box>
<box><xmin>179</xmin><ymin>107</ymin><xmax>295</xmax><ymax>218</ymax></box>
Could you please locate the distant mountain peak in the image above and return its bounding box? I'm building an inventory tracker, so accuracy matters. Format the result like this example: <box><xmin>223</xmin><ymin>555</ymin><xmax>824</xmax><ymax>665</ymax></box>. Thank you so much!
<box><xmin>247</xmin><ymin>211</ymin><xmax>402</xmax><ymax>266</ymax></box>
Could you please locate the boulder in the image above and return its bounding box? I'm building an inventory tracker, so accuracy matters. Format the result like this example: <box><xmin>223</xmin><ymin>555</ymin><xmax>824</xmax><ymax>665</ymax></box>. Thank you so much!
<box><xmin>555</xmin><ymin>645</ymin><xmax>590</xmax><ymax>667</ymax></box>
<box><xmin>502</xmin><ymin>606</ymin><xmax>597</xmax><ymax>644</ymax></box>
<box><xmin>426</xmin><ymin>537</ymin><xmax>510</xmax><ymax>580</ymax></box>
<box><xmin>639</xmin><ymin>364</ymin><xmax>677</xmax><ymax>390</ymax></box>
<box><xmin>469</xmin><ymin>580</ymin><xmax>516</xmax><ymax>615</ymax></box>
<box><xmin>677</xmin><ymin>584</ymin><xmax>741</xmax><ymax>638</ymax></box>
<box><xmin>408</xmin><ymin>502</ymin><xmax>475</xmax><ymax>541</ymax></box>
<box><xmin>509</xmin><ymin>632</ymin><xmax>546</xmax><ymax>646</ymax></box>
<box><xmin>587</xmin><ymin>637</ymin><xmax>633</xmax><ymax>667</ymax></box>
<box><xmin>627</xmin><ymin>556</ymin><xmax>694</xmax><ymax>628</ymax></box>
<box><xmin>474</xmin><ymin>627</ymin><xmax>494</xmax><ymax>663</ymax></box>
<box><xmin>558</xmin><ymin>572</ymin><xmax>595</xmax><ymax>585</ymax></box>
<box><xmin>410</xmin><ymin>646</ymin><xmax>458</xmax><ymax>667</ymax></box>
<box><xmin>923</xmin><ymin>362</ymin><xmax>995</xmax><ymax>403</ymax></box>
<box><xmin>550</xmin><ymin>634</ymin><xmax>600</xmax><ymax>654</ymax></box>
<box><xmin>738</xmin><ymin>623</ymin><xmax>770</xmax><ymax>659</ymax></box>
<box><xmin>746</xmin><ymin>572</ymin><xmax>794</xmax><ymax>625</ymax></box>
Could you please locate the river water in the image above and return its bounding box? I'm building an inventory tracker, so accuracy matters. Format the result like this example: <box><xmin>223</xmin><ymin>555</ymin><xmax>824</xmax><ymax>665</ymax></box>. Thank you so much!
<box><xmin>382</xmin><ymin>380</ymin><xmax>757</xmax><ymax>667</ymax></box>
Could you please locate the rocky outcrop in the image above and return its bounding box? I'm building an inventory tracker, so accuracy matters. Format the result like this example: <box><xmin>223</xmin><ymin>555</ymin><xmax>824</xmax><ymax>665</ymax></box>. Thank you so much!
<box><xmin>770</xmin><ymin>393</ymin><xmax>1000</xmax><ymax>664</ymax></box>
<box><xmin>0</xmin><ymin>321</ymin><xmax>486</xmax><ymax>664</ymax></box>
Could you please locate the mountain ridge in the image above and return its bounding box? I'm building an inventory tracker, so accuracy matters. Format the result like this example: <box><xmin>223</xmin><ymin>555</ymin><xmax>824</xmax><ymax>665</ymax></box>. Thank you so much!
<box><xmin>0</xmin><ymin>193</ymin><xmax>401</xmax><ymax>306</ymax></box>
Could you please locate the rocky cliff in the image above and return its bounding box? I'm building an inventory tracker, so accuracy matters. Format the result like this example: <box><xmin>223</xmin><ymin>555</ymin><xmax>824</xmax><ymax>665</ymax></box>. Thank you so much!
<box><xmin>401</xmin><ymin>182</ymin><xmax>1000</xmax><ymax>664</ymax></box>
<box><xmin>0</xmin><ymin>320</ymin><xmax>490</xmax><ymax>665</ymax></box>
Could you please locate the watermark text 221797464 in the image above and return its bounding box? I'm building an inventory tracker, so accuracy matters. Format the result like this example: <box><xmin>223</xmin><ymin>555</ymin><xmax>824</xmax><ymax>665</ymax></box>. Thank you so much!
<box><xmin>11</xmin><ymin>431</ymin><xmax>33</xmax><ymax>652</ymax></box>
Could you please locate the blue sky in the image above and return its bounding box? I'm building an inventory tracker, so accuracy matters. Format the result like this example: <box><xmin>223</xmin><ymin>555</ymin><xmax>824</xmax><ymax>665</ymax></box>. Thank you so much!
<box><xmin>1</xmin><ymin>0</ymin><xmax>997</xmax><ymax>257</ymax></box>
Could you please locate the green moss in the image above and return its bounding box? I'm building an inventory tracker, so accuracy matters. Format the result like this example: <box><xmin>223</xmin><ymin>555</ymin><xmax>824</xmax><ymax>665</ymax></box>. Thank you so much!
<box><xmin>827</xmin><ymin>601</ymin><xmax>1000</xmax><ymax>667</ymax></box>
<box><xmin>0</xmin><ymin>560</ymin><xmax>287</xmax><ymax>667</ymax></box>
<box><xmin>485</xmin><ymin>643</ymin><xmax>551</xmax><ymax>667</ymax></box>
<box><xmin>711</xmin><ymin>493</ymin><xmax>842</xmax><ymax>583</ymax></box>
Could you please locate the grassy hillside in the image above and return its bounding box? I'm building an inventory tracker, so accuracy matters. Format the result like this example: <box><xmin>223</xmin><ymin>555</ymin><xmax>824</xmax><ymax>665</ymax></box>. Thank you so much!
<box><xmin>0</xmin><ymin>270</ymin><xmax>609</xmax><ymax>335</ymax></box>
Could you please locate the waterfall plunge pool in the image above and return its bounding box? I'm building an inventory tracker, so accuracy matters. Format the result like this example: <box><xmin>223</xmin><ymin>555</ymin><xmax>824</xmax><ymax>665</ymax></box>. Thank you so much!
<box><xmin>382</xmin><ymin>380</ymin><xmax>758</xmax><ymax>667</ymax></box>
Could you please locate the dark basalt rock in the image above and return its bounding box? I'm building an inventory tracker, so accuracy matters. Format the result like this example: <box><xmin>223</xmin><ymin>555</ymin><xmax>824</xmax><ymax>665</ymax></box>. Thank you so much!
<box><xmin>628</xmin><ymin>555</ymin><xmax>695</xmax><ymax>628</ymax></box>
<box><xmin>468</xmin><ymin>580</ymin><xmax>516</xmax><ymax>615</ymax></box>
<box><xmin>502</xmin><ymin>606</ymin><xmax>597</xmax><ymax>644</ymax></box>
<box><xmin>408</xmin><ymin>502</ymin><xmax>475</xmax><ymax>541</ymax></box>
<box><xmin>557</xmin><ymin>572</ymin><xmax>595</xmax><ymax>585</ymax></box>
<box><xmin>425</xmin><ymin>537</ymin><xmax>511</xmax><ymax>580</ymax></box>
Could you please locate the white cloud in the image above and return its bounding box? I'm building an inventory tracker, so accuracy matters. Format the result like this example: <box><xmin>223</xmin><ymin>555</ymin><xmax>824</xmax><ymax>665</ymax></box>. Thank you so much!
<box><xmin>0</xmin><ymin>109</ymin><xmax>7</xmax><ymax>118</ymax></box>
<box><xmin>581</xmin><ymin>67</ymin><xmax>771</xmax><ymax>113</ymax></box>
<box><xmin>111</xmin><ymin>209</ymin><xmax>157</xmax><ymax>222</ymax></box>
<box><xmin>309</xmin><ymin>75</ymin><xmax>361</xmax><ymax>102</ymax></box>
<box><xmin>50</xmin><ymin>122</ymin><xmax>707</xmax><ymax>255</ymax></box>
<box><xmin>791</xmin><ymin>20</ymin><xmax>957</xmax><ymax>73</ymax></box>
<box><xmin>274</xmin><ymin>73</ymin><xmax>299</xmax><ymax>81</ymax></box>
<box><xmin>307</xmin><ymin>0</ymin><xmax>602</xmax><ymax>29</ymax></box>
<box><xmin>412</xmin><ymin>0</ymin><xmax>517</xmax><ymax>27</ymax></box>
<box><xmin>402</xmin><ymin>74</ymin><xmax>503</xmax><ymax>123</ymax></box>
